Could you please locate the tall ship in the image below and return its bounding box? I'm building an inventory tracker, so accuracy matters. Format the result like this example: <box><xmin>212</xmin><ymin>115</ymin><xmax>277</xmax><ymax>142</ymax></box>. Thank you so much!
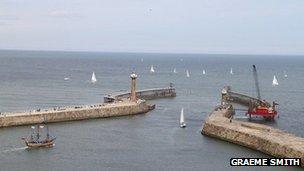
<box><xmin>22</xmin><ymin>124</ymin><xmax>56</xmax><ymax>148</ymax></box>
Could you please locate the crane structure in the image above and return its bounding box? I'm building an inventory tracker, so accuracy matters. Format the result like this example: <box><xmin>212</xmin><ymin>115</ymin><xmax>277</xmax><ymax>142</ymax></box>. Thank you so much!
<box><xmin>247</xmin><ymin>65</ymin><xmax>278</xmax><ymax>120</ymax></box>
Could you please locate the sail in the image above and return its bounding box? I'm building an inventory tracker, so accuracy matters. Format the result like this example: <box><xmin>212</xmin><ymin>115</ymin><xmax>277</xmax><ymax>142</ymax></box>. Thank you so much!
<box><xmin>173</xmin><ymin>68</ymin><xmax>177</xmax><ymax>73</ymax></box>
<box><xmin>203</xmin><ymin>69</ymin><xmax>206</xmax><ymax>75</ymax></box>
<box><xmin>91</xmin><ymin>72</ymin><xmax>97</xmax><ymax>83</ymax></box>
<box><xmin>150</xmin><ymin>65</ymin><xmax>155</xmax><ymax>73</ymax></box>
<box><xmin>284</xmin><ymin>71</ymin><xmax>288</xmax><ymax>78</ymax></box>
<box><xmin>272</xmin><ymin>75</ymin><xmax>279</xmax><ymax>86</ymax></box>
<box><xmin>186</xmin><ymin>70</ymin><xmax>190</xmax><ymax>77</ymax></box>
<box><xmin>180</xmin><ymin>108</ymin><xmax>185</xmax><ymax>124</ymax></box>
<box><xmin>230</xmin><ymin>68</ymin><xmax>233</xmax><ymax>75</ymax></box>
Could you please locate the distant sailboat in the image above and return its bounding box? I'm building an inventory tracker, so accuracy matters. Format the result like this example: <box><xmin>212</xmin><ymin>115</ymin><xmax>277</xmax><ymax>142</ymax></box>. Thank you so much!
<box><xmin>141</xmin><ymin>58</ymin><xmax>144</xmax><ymax>62</ymax></box>
<box><xmin>272</xmin><ymin>75</ymin><xmax>279</xmax><ymax>86</ymax></box>
<box><xmin>186</xmin><ymin>70</ymin><xmax>190</xmax><ymax>78</ymax></box>
<box><xmin>202</xmin><ymin>69</ymin><xmax>206</xmax><ymax>75</ymax></box>
<box><xmin>173</xmin><ymin>68</ymin><xmax>177</xmax><ymax>73</ymax></box>
<box><xmin>91</xmin><ymin>72</ymin><xmax>97</xmax><ymax>83</ymax></box>
<box><xmin>64</xmin><ymin>77</ymin><xmax>70</xmax><ymax>81</ymax></box>
<box><xmin>230</xmin><ymin>68</ymin><xmax>234</xmax><ymax>75</ymax></box>
<box><xmin>284</xmin><ymin>71</ymin><xmax>288</xmax><ymax>78</ymax></box>
<box><xmin>150</xmin><ymin>65</ymin><xmax>155</xmax><ymax>73</ymax></box>
<box><xmin>180</xmin><ymin>108</ymin><xmax>186</xmax><ymax>128</ymax></box>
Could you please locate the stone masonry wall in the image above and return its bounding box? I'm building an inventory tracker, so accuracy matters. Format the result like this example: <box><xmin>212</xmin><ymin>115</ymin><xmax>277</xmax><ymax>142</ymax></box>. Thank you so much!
<box><xmin>202</xmin><ymin>108</ymin><xmax>304</xmax><ymax>167</ymax></box>
<box><xmin>0</xmin><ymin>101</ymin><xmax>151</xmax><ymax>127</ymax></box>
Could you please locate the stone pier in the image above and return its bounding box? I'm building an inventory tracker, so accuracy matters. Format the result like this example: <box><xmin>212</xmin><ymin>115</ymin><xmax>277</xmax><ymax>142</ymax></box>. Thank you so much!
<box><xmin>104</xmin><ymin>84</ymin><xmax>176</xmax><ymax>103</ymax></box>
<box><xmin>0</xmin><ymin>73</ymin><xmax>155</xmax><ymax>128</ymax></box>
<box><xmin>0</xmin><ymin>100</ymin><xmax>152</xmax><ymax>128</ymax></box>
<box><xmin>202</xmin><ymin>105</ymin><xmax>304</xmax><ymax>167</ymax></box>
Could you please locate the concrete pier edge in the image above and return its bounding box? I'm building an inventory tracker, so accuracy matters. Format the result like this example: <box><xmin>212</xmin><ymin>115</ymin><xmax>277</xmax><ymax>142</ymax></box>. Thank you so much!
<box><xmin>0</xmin><ymin>73</ymin><xmax>160</xmax><ymax>128</ymax></box>
<box><xmin>0</xmin><ymin>100</ymin><xmax>154</xmax><ymax>128</ymax></box>
<box><xmin>202</xmin><ymin>105</ymin><xmax>304</xmax><ymax>167</ymax></box>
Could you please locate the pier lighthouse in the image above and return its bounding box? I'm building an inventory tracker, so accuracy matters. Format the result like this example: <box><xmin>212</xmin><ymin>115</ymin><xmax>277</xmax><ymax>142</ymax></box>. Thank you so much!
<box><xmin>130</xmin><ymin>73</ymin><xmax>137</xmax><ymax>102</ymax></box>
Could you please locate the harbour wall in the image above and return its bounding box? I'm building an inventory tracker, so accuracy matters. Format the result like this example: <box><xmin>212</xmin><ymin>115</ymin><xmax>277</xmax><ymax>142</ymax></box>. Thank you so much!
<box><xmin>104</xmin><ymin>86</ymin><xmax>176</xmax><ymax>103</ymax></box>
<box><xmin>221</xmin><ymin>86</ymin><xmax>270</xmax><ymax>107</ymax></box>
<box><xmin>0</xmin><ymin>100</ymin><xmax>153</xmax><ymax>128</ymax></box>
<box><xmin>202</xmin><ymin>105</ymin><xmax>304</xmax><ymax>167</ymax></box>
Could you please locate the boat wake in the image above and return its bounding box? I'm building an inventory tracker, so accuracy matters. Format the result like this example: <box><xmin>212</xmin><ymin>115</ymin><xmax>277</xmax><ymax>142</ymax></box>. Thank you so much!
<box><xmin>1</xmin><ymin>147</ymin><xmax>28</xmax><ymax>153</ymax></box>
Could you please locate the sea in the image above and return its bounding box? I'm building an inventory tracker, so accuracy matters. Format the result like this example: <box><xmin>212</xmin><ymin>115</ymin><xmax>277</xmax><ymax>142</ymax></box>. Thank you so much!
<box><xmin>0</xmin><ymin>50</ymin><xmax>303</xmax><ymax>171</ymax></box>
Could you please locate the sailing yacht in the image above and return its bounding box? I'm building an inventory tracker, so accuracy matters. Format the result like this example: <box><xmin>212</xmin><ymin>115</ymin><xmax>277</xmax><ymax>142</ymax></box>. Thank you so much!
<box><xmin>272</xmin><ymin>75</ymin><xmax>279</xmax><ymax>86</ymax></box>
<box><xmin>284</xmin><ymin>71</ymin><xmax>288</xmax><ymax>78</ymax></box>
<box><xmin>91</xmin><ymin>72</ymin><xmax>97</xmax><ymax>83</ymax></box>
<box><xmin>180</xmin><ymin>108</ymin><xmax>186</xmax><ymax>128</ymax></box>
<box><xmin>186</xmin><ymin>70</ymin><xmax>190</xmax><ymax>78</ymax></box>
<box><xmin>150</xmin><ymin>65</ymin><xmax>155</xmax><ymax>73</ymax></box>
<box><xmin>230</xmin><ymin>68</ymin><xmax>234</xmax><ymax>75</ymax></box>
<box><xmin>202</xmin><ymin>69</ymin><xmax>206</xmax><ymax>75</ymax></box>
<box><xmin>173</xmin><ymin>68</ymin><xmax>177</xmax><ymax>73</ymax></box>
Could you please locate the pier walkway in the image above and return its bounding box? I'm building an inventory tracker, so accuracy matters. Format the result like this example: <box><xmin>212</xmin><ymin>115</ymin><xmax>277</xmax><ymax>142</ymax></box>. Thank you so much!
<box><xmin>221</xmin><ymin>86</ymin><xmax>271</xmax><ymax>107</ymax></box>
<box><xmin>0</xmin><ymin>99</ymin><xmax>153</xmax><ymax>127</ymax></box>
<box><xmin>202</xmin><ymin>105</ymin><xmax>304</xmax><ymax>167</ymax></box>
<box><xmin>104</xmin><ymin>84</ymin><xmax>176</xmax><ymax>103</ymax></box>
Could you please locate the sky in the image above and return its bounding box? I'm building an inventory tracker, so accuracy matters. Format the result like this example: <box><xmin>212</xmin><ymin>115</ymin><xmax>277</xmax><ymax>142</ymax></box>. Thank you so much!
<box><xmin>0</xmin><ymin>0</ymin><xmax>303</xmax><ymax>55</ymax></box>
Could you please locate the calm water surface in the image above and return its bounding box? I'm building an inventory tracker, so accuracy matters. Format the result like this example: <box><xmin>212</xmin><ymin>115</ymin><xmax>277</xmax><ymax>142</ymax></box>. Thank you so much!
<box><xmin>0</xmin><ymin>50</ymin><xmax>303</xmax><ymax>171</ymax></box>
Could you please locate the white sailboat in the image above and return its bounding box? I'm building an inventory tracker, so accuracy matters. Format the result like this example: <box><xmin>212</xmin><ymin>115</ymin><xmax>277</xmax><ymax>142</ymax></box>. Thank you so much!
<box><xmin>202</xmin><ymin>69</ymin><xmax>206</xmax><ymax>75</ymax></box>
<box><xmin>272</xmin><ymin>75</ymin><xmax>279</xmax><ymax>86</ymax></box>
<box><xmin>186</xmin><ymin>70</ymin><xmax>190</xmax><ymax>78</ymax></box>
<box><xmin>180</xmin><ymin>108</ymin><xmax>186</xmax><ymax>128</ymax></box>
<box><xmin>150</xmin><ymin>65</ymin><xmax>155</xmax><ymax>73</ymax></box>
<box><xmin>91</xmin><ymin>72</ymin><xmax>97</xmax><ymax>83</ymax></box>
<box><xmin>64</xmin><ymin>77</ymin><xmax>70</xmax><ymax>81</ymax></box>
<box><xmin>284</xmin><ymin>71</ymin><xmax>288</xmax><ymax>78</ymax></box>
<box><xmin>230</xmin><ymin>68</ymin><xmax>234</xmax><ymax>75</ymax></box>
<box><xmin>173</xmin><ymin>68</ymin><xmax>177</xmax><ymax>73</ymax></box>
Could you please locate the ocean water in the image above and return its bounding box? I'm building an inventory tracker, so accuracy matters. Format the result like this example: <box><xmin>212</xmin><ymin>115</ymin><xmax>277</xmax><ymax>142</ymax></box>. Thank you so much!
<box><xmin>0</xmin><ymin>50</ymin><xmax>303</xmax><ymax>171</ymax></box>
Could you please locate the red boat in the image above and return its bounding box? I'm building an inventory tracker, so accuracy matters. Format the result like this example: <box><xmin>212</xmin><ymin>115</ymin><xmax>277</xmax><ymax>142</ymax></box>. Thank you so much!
<box><xmin>247</xmin><ymin>65</ymin><xmax>278</xmax><ymax>120</ymax></box>
<box><xmin>247</xmin><ymin>101</ymin><xmax>278</xmax><ymax>120</ymax></box>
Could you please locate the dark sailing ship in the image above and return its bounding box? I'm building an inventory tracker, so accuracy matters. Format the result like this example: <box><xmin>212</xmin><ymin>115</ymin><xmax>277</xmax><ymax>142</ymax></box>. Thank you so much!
<box><xmin>22</xmin><ymin>124</ymin><xmax>56</xmax><ymax>148</ymax></box>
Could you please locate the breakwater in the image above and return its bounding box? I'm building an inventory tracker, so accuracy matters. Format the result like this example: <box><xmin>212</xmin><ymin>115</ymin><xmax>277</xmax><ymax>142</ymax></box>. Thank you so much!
<box><xmin>221</xmin><ymin>86</ymin><xmax>271</xmax><ymax>107</ymax></box>
<box><xmin>202</xmin><ymin>105</ymin><xmax>304</xmax><ymax>167</ymax></box>
<box><xmin>104</xmin><ymin>85</ymin><xmax>176</xmax><ymax>103</ymax></box>
<box><xmin>0</xmin><ymin>100</ymin><xmax>153</xmax><ymax>127</ymax></box>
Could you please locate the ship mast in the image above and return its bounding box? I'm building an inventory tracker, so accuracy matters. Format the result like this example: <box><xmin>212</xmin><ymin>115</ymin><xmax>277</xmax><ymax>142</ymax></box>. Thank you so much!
<box><xmin>36</xmin><ymin>124</ymin><xmax>40</xmax><ymax>142</ymax></box>
<box><xmin>46</xmin><ymin>125</ymin><xmax>50</xmax><ymax>140</ymax></box>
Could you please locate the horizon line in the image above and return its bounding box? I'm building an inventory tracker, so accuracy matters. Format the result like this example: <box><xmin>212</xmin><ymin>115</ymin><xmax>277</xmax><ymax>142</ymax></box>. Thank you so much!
<box><xmin>0</xmin><ymin>48</ymin><xmax>303</xmax><ymax>57</ymax></box>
